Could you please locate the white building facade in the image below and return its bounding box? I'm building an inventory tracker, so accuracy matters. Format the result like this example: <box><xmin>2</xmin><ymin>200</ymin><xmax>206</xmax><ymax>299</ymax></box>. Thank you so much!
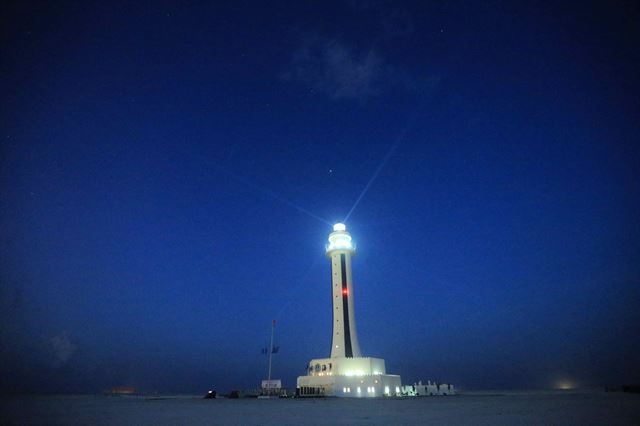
<box><xmin>297</xmin><ymin>224</ymin><xmax>401</xmax><ymax>397</ymax></box>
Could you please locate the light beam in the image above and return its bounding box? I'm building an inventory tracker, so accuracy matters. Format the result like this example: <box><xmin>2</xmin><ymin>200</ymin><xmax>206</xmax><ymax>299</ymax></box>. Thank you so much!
<box><xmin>215</xmin><ymin>165</ymin><xmax>331</xmax><ymax>225</ymax></box>
<box><xmin>343</xmin><ymin>115</ymin><xmax>417</xmax><ymax>223</ymax></box>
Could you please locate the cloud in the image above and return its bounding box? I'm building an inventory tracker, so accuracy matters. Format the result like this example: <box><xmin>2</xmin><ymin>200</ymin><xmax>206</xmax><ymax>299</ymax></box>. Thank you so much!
<box><xmin>282</xmin><ymin>38</ymin><xmax>439</xmax><ymax>101</ymax></box>
<box><xmin>283</xmin><ymin>39</ymin><xmax>383</xmax><ymax>100</ymax></box>
<box><xmin>51</xmin><ymin>331</ymin><xmax>77</xmax><ymax>368</ymax></box>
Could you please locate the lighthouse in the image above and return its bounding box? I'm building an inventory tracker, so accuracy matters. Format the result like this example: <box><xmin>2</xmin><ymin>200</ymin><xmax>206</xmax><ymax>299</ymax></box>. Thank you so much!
<box><xmin>296</xmin><ymin>223</ymin><xmax>401</xmax><ymax>397</ymax></box>
<box><xmin>327</xmin><ymin>223</ymin><xmax>361</xmax><ymax>358</ymax></box>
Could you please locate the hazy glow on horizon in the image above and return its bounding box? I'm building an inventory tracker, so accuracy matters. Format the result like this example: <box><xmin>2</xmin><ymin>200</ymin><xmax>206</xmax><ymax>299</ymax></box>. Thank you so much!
<box><xmin>554</xmin><ymin>378</ymin><xmax>577</xmax><ymax>390</ymax></box>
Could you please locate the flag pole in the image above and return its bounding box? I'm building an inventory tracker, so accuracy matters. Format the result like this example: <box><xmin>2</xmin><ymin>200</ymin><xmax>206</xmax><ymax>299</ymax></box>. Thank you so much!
<box><xmin>267</xmin><ymin>319</ymin><xmax>275</xmax><ymax>393</ymax></box>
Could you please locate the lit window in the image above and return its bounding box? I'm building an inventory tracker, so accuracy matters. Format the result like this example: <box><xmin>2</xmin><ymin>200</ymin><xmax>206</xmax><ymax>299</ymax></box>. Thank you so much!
<box><xmin>357</xmin><ymin>387</ymin><xmax>361</xmax><ymax>393</ymax></box>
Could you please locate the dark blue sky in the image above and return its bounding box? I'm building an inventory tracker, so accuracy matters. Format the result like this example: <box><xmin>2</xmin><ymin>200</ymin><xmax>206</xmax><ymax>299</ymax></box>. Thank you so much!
<box><xmin>1</xmin><ymin>0</ymin><xmax>639</xmax><ymax>393</ymax></box>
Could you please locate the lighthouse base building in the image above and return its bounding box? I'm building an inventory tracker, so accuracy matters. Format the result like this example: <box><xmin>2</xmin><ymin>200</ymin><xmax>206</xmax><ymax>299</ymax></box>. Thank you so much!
<box><xmin>297</xmin><ymin>356</ymin><xmax>401</xmax><ymax>397</ymax></box>
<box><xmin>296</xmin><ymin>224</ymin><xmax>401</xmax><ymax>397</ymax></box>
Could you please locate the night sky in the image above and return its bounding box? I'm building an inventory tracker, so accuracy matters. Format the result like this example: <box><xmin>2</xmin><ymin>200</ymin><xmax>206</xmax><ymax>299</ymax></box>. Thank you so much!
<box><xmin>1</xmin><ymin>1</ymin><xmax>639</xmax><ymax>394</ymax></box>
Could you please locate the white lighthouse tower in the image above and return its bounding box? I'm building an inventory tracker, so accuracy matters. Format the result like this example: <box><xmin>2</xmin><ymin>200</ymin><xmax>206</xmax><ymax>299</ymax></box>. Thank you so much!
<box><xmin>297</xmin><ymin>223</ymin><xmax>401</xmax><ymax>397</ymax></box>
<box><xmin>327</xmin><ymin>223</ymin><xmax>361</xmax><ymax>358</ymax></box>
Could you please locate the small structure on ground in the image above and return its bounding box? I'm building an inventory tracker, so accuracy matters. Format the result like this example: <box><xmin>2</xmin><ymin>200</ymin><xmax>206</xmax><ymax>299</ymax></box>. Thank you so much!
<box><xmin>108</xmin><ymin>386</ymin><xmax>136</xmax><ymax>395</ymax></box>
<box><xmin>402</xmin><ymin>381</ymin><xmax>455</xmax><ymax>396</ymax></box>
<box><xmin>203</xmin><ymin>390</ymin><xmax>217</xmax><ymax>399</ymax></box>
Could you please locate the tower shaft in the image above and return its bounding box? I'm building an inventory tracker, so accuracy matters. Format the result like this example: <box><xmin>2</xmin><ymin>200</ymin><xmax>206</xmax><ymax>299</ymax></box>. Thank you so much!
<box><xmin>327</xmin><ymin>225</ymin><xmax>361</xmax><ymax>358</ymax></box>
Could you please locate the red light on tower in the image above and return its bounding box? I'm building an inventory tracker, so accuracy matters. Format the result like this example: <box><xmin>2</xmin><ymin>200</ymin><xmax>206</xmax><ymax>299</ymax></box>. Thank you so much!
<box><xmin>342</xmin><ymin>288</ymin><xmax>348</xmax><ymax>295</ymax></box>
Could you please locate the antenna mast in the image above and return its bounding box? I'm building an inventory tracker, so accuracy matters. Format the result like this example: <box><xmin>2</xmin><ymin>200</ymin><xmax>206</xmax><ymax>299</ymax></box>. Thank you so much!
<box><xmin>267</xmin><ymin>319</ymin><xmax>275</xmax><ymax>387</ymax></box>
